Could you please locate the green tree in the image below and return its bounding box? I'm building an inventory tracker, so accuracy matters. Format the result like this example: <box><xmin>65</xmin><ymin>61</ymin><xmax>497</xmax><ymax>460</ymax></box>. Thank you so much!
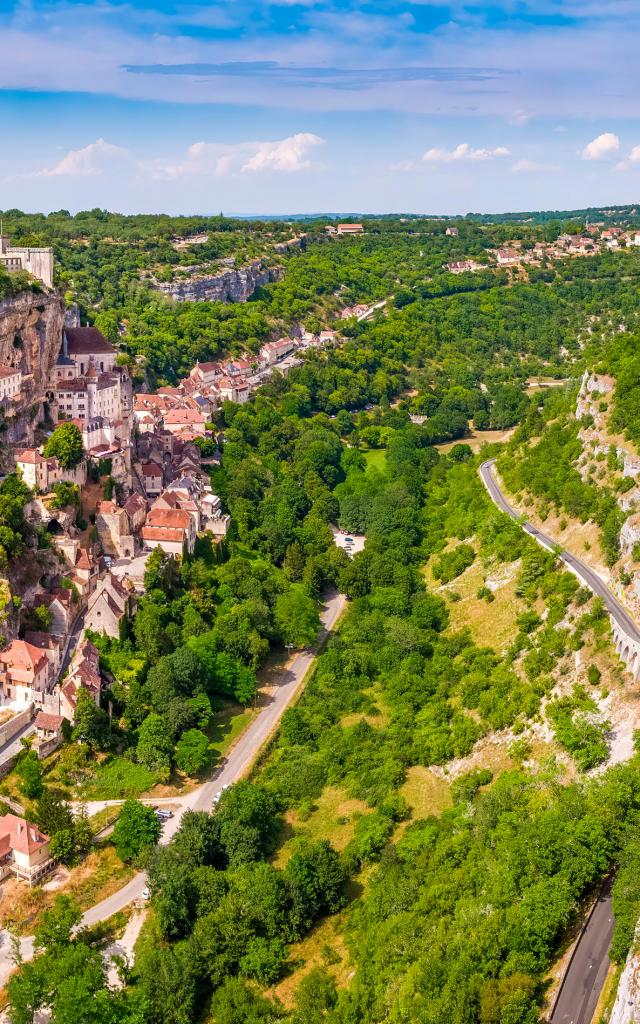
<box><xmin>17</xmin><ymin>751</ymin><xmax>43</xmax><ymax>799</ymax></box>
<box><xmin>175</xmin><ymin>729</ymin><xmax>210</xmax><ymax>776</ymax></box>
<box><xmin>112</xmin><ymin>800</ymin><xmax>161</xmax><ymax>862</ymax></box>
<box><xmin>274</xmin><ymin>585</ymin><xmax>320</xmax><ymax>648</ymax></box>
<box><xmin>43</xmin><ymin>422</ymin><xmax>83</xmax><ymax>470</ymax></box>
<box><xmin>72</xmin><ymin>687</ymin><xmax>109</xmax><ymax>750</ymax></box>
<box><xmin>136</xmin><ymin>713</ymin><xmax>173</xmax><ymax>780</ymax></box>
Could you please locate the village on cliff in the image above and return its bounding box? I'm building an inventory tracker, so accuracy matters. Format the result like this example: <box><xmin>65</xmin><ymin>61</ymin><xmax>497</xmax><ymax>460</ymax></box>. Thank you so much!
<box><xmin>0</xmin><ymin>236</ymin><xmax>356</xmax><ymax>881</ymax></box>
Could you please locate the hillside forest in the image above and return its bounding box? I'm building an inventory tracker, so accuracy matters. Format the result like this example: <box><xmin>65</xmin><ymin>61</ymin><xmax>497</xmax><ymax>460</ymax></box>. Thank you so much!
<box><xmin>6</xmin><ymin>211</ymin><xmax>640</xmax><ymax>1024</ymax></box>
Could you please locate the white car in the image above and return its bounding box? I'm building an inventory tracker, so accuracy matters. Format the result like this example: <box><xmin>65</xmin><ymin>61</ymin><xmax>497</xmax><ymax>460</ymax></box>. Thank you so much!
<box><xmin>142</xmin><ymin>887</ymin><xmax>150</xmax><ymax>901</ymax></box>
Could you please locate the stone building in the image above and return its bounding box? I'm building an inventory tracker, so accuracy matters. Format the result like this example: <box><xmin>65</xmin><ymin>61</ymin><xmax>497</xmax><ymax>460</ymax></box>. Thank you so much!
<box><xmin>0</xmin><ymin>236</ymin><xmax>54</xmax><ymax>289</ymax></box>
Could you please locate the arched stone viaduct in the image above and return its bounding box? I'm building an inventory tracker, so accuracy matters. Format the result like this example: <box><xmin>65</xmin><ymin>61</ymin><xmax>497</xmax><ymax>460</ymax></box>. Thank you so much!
<box><xmin>612</xmin><ymin>621</ymin><xmax>640</xmax><ymax>682</ymax></box>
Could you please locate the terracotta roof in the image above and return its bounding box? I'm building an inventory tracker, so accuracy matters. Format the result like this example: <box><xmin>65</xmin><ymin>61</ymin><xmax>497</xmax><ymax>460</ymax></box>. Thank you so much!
<box><xmin>35</xmin><ymin>712</ymin><xmax>64</xmax><ymax>732</ymax></box>
<box><xmin>0</xmin><ymin>640</ymin><xmax>47</xmax><ymax>674</ymax></box>
<box><xmin>164</xmin><ymin>408</ymin><xmax>206</xmax><ymax>425</ymax></box>
<box><xmin>85</xmin><ymin>360</ymin><xmax>98</xmax><ymax>380</ymax></box>
<box><xmin>193</xmin><ymin>361</ymin><xmax>222</xmax><ymax>373</ymax></box>
<box><xmin>142</xmin><ymin>526</ymin><xmax>186</xmax><ymax>544</ymax></box>
<box><xmin>0</xmin><ymin>814</ymin><xmax>49</xmax><ymax>856</ymax></box>
<box><xmin>75</xmin><ymin>548</ymin><xmax>94</xmax><ymax>570</ymax></box>
<box><xmin>146</xmin><ymin>508</ymin><xmax>191</xmax><ymax>529</ymax></box>
<box><xmin>16</xmin><ymin>449</ymin><xmax>45</xmax><ymax>465</ymax></box>
<box><xmin>64</xmin><ymin>327</ymin><xmax>115</xmax><ymax>355</ymax></box>
<box><xmin>123</xmin><ymin>493</ymin><xmax>147</xmax><ymax>516</ymax></box>
<box><xmin>0</xmin><ymin>365</ymin><xmax>20</xmax><ymax>380</ymax></box>
<box><xmin>141</xmin><ymin>462</ymin><xmax>163</xmax><ymax>477</ymax></box>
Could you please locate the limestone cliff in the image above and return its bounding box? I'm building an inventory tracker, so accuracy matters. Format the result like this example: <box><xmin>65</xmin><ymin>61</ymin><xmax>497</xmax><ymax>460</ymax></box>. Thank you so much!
<box><xmin>0</xmin><ymin>289</ymin><xmax>65</xmax><ymax>443</ymax></box>
<box><xmin>155</xmin><ymin>260</ymin><xmax>283</xmax><ymax>303</ymax></box>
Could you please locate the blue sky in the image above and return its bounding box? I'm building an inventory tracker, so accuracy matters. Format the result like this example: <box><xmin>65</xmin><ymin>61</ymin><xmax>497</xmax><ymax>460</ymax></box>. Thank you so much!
<box><xmin>3</xmin><ymin>0</ymin><xmax>640</xmax><ymax>214</ymax></box>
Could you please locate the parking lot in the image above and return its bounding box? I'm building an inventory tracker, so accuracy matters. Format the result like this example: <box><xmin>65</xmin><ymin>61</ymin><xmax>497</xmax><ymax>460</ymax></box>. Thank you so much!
<box><xmin>332</xmin><ymin>526</ymin><xmax>366</xmax><ymax>558</ymax></box>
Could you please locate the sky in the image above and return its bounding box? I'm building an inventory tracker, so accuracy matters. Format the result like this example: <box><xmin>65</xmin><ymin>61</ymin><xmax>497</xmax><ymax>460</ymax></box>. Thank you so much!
<box><xmin>3</xmin><ymin>0</ymin><xmax>640</xmax><ymax>215</ymax></box>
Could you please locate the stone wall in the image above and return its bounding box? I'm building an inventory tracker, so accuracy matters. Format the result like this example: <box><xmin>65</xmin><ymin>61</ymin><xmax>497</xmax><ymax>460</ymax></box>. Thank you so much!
<box><xmin>154</xmin><ymin>260</ymin><xmax>283</xmax><ymax>303</ymax></box>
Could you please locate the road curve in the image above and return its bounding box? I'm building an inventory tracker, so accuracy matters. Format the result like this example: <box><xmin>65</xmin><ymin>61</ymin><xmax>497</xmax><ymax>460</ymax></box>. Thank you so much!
<box><xmin>480</xmin><ymin>459</ymin><xmax>624</xmax><ymax>1024</ymax></box>
<box><xmin>0</xmin><ymin>589</ymin><xmax>347</xmax><ymax>981</ymax></box>
<box><xmin>479</xmin><ymin>459</ymin><xmax>640</xmax><ymax>643</ymax></box>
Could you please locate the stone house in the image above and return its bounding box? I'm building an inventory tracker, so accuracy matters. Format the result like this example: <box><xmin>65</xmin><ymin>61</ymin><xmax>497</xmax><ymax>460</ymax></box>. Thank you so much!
<box><xmin>32</xmin><ymin>711</ymin><xmax>65</xmax><ymax>759</ymax></box>
<box><xmin>0</xmin><ymin>814</ymin><xmax>53</xmax><ymax>885</ymax></box>
<box><xmin>36</xmin><ymin>587</ymin><xmax>74</xmax><ymax>637</ymax></box>
<box><xmin>84</xmin><ymin>573</ymin><xmax>134</xmax><ymax>638</ymax></box>
<box><xmin>123</xmin><ymin>493</ymin><xmax>148</xmax><ymax>533</ymax></box>
<box><xmin>141</xmin><ymin>507</ymin><xmax>197</xmax><ymax>556</ymax></box>
<box><xmin>0</xmin><ymin>365</ymin><xmax>22</xmax><ymax>401</ymax></box>
<box><xmin>23</xmin><ymin>632</ymin><xmax>61</xmax><ymax>679</ymax></box>
<box><xmin>0</xmin><ymin>639</ymin><xmax>50</xmax><ymax>705</ymax></box>
<box><xmin>16</xmin><ymin>449</ymin><xmax>87</xmax><ymax>493</ymax></box>
<box><xmin>141</xmin><ymin>461</ymin><xmax>164</xmax><ymax>498</ymax></box>
<box><xmin>59</xmin><ymin>640</ymin><xmax>101</xmax><ymax>723</ymax></box>
<box><xmin>95</xmin><ymin>500</ymin><xmax>135</xmax><ymax>559</ymax></box>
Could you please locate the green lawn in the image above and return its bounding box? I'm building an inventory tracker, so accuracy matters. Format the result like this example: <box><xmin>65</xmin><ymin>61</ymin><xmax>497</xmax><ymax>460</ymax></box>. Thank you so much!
<box><xmin>363</xmin><ymin>448</ymin><xmax>387</xmax><ymax>472</ymax></box>
<box><xmin>207</xmin><ymin>700</ymin><xmax>256</xmax><ymax>764</ymax></box>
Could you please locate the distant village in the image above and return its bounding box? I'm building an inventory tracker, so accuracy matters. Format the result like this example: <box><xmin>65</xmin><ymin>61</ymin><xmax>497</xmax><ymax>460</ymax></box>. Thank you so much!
<box><xmin>444</xmin><ymin>223</ymin><xmax>640</xmax><ymax>274</ymax></box>
<box><xmin>0</xmin><ymin>236</ymin><xmax>362</xmax><ymax>879</ymax></box>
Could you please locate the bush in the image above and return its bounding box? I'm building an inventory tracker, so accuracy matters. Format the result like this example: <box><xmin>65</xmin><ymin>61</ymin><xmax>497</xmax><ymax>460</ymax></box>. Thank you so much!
<box><xmin>432</xmin><ymin>544</ymin><xmax>475</xmax><ymax>584</ymax></box>
<box><xmin>112</xmin><ymin>800</ymin><xmax>161</xmax><ymax>862</ymax></box>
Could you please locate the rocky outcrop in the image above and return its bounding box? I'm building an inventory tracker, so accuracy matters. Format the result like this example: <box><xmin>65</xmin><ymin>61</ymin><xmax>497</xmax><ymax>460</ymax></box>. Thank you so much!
<box><xmin>0</xmin><ymin>290</ymin><xmax>64</xmax><ymax>404</ymax></box>
<box><xmin>154</xmin><ymin>260</ymin><xmax>283</xmax><ymax>303</ymax></box>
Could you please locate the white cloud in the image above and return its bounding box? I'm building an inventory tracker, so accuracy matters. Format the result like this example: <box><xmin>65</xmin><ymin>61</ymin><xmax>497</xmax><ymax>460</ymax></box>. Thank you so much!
<box><xmin>508</xmin><ymin>109</ymin><xmax>532</xmax><ymax>126</ymax></box>
<box><xmin>35</xmin><ymin>138</ymin><xmax>129</xmax><ymax>177</ymax></box>
<box><xmin>241</xmin><ymin>132</ymin><xmax>323</xmax><ymax>173</ymax></box>
<box><xmin>580</xmin><ymin>132</ymin><xmax>620</xmax><ymax>161</ymax></box>
<box><xmin>422</xmin><ymin>142</ymin><xmax>510</xmax><ymax>163</ymax></box>
<box><xmin>511</xmin><ymin>158</ymin><xmax>559</xmax><ymax>173</ymax></box>
<box><xmin>143</xmin><ymin>133</ymin><xmax>324</xmax><ymax>180</ymax></box>
<box><xmin>615</xmin><ymin>144</ymin><xmax>640</xmax><ymax>170</ymax></box>
<box><xmin>389</xmin><ymin>159</ymin><xmax>419</xmax><ymax>172</ymax></box>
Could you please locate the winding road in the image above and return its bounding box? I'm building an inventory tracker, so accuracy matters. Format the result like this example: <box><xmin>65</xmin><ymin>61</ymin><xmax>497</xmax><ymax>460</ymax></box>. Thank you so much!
<box><xmin>480</xmin><ymin>459</ymin><xmax>640</xmax><ymax>643</ymax></box>
<box><xmin>479</xmin><ymin>459</ymin><xmax>628</xmax><ymax>1024</ymax></box>
<box><xmin>0</xmin><ymin>589</ymin><xmax>347</xmax><ymax>984</ymax></box>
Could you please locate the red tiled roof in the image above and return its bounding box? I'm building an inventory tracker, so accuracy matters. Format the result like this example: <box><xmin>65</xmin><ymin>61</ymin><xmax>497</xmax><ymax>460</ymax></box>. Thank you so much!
<box><xmin>0</xmin><ymin>814</ymin><xmax>49</xmax><ymax>856</ymax></box>
<box><xmin>146</xmin><ymin>508</ymin><xmax>191</xmax><ymax>529</ymax></box>
<box><xmin>34</xmin><ymin>712</ymin><xmax>64</xmax><ymax>732</ymax></box>
<box><xmin>141</xmin><ymin>526</ymin><xmax>186</xmax><ymax>543</ymax></box>
<box><xmin>16</xmin><ymin>449</ymin><xmax>45</xmax><ymax>465</ymax></box>
<box><xmin>0</xmin><ymin>640</ymin><xmax>47</xmax><ymax>674</ymax></box>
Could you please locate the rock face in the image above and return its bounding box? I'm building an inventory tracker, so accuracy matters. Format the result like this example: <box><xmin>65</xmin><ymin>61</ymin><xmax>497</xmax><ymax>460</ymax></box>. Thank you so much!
<box><xmin>155</xmin><ymin>261</ymin><xmax>283</xmax><ymax>303</ymax></box>
<box><xmin>0</xmin><ymin>289</ymin><xmax>65</xmax><ymax>445</ymax></box>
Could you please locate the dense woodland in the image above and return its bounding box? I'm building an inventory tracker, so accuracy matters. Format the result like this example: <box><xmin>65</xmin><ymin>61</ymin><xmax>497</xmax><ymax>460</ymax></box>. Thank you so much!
<box><xmin>7</xmin><ymin>213</ymin><xmax>640</xmax><ymax>1023</ymax></box>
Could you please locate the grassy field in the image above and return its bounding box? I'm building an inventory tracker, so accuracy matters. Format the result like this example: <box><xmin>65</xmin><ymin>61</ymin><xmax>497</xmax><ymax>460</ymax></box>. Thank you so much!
<box><xmin>399</xmin><ymin>765</ymin><xmax>452</xmax><ymax>820</ymax></box>
<box><xmin>362</xmin><ymin>447</ymin><xmax>387</xmax><ymax>472</ymax></box>
<box><xmin>207</xmin><ymin>700</ymin><xmax>256</xmax><ymax>764</ymax></box>
<box><xmin>272</xmin><ymin>786</ymin><xmax>370</xmax><ymax>869</ymax></box>
<box><xmin>425</xmin><ymin>551</ymin><xmax>524</xmax><ymax>653</ymax></box>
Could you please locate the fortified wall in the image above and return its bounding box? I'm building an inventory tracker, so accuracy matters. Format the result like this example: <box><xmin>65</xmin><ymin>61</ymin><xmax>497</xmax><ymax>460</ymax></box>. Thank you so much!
<box><xmin>0</xmin><ymin>237</ymin><xmax>54</xmax><ymax>290</ymax></box>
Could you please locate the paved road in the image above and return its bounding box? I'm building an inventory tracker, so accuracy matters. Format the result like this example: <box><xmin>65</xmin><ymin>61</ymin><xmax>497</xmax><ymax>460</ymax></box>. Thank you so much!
<box><xmin>0</xmin><ymin>722</ymin><xmax>35</xmax><ymax>770</ymax></box>
<box><xmin>0</xmin><ymin>589</ymin><xmax>347</xmax><ymax>981</ymax></box>
<box><xmin>479</xmin><ymin>459</ymin><xmax>640</xmax><ymax>643</ymax></box>
<box><xmin>550</xmin><ymin>877</ymin><xmax>615</xmax><ymax>1024</ymax></box>
<box><xmin>480</xmin><ymin>460</ymin><xmax>623</xmax><ymax>1023</ymax></box>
